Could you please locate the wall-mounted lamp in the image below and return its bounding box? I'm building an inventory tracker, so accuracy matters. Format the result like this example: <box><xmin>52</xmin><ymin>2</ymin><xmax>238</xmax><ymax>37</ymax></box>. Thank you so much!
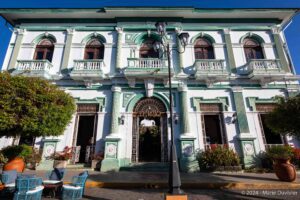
<box><xmin>174</xmin><ymin>114</ymin><xmax>179</xmax><ymax>125</ymax></box>
<box><xmin>231</xmin><ymin>112</ymin><xmax>237</xmax><ymax>124</ymax></box>
<box><xmin>119</xmin><ymin>114</ymin><xmax>125</xmax><ymax>125</ymax></box>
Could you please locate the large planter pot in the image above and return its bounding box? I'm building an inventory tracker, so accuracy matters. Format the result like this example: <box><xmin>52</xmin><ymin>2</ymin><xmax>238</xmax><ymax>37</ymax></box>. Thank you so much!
<box><xmin>53</xmin><ymin>160</ymin><xmax>68</xmax><ymax>168</ymax></box>
<box><xmin>273</xmin><ymin>158</ymin><xmax>296</xmax><ymax>182</ymax></box>
<box><xmin>3</xmin><ymin>157</ymin><xmax>25</xmax><ymax>172</ymax></box>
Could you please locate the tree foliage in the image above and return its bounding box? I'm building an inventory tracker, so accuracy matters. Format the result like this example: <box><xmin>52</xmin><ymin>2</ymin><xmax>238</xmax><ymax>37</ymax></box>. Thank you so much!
<box><xmin>266</xmin><ymin>95</ymin><xmax>300</xmax><ymax>137</ymax></box>
<box><xmin>0</xmin><ymin>72</ymin><xmax>76</xmax><ymax>137</ymax></box>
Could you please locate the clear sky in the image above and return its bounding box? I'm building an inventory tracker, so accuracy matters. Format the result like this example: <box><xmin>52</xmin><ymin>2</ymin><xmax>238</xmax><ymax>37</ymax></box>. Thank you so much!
<box><xmin>0</xmin><ymin>0</ymin><xmax>300</xmax><ymax>73</ymax></box>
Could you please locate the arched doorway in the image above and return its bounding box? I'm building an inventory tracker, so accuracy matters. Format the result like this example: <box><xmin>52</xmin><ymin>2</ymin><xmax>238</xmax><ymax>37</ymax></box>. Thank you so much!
<box><xmin>132</xmin><ymin>97</ymin><xmax>168</xmax><ymax>163</ymax></box>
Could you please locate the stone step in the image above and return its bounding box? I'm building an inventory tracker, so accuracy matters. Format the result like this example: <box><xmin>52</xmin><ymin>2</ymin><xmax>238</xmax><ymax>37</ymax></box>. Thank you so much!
<box><xmin>66</xmin><ymin>164</ymin><xmax>94</xmax><ymax>171</ymax></box>
<box><xmin>120</xmin><ymin>162</ymin><xmax>169</xmax><ymax>172</ymax></box>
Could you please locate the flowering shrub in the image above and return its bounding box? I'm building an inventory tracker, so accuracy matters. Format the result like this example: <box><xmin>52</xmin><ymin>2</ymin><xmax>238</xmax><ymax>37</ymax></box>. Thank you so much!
<box><xmin>49</xmin><ymin>146</ymin><xmax>72</xmax><ymax>161</ymax></box>
<box><xmin>196</xmin><ymin>145</ymin><xmax>240</xmax><ymax>170</ymax></box>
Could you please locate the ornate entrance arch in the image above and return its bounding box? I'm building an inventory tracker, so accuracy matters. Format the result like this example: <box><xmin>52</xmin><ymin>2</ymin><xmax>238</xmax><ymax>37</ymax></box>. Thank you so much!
<box><xmin>132</xmin><ymin>97</ymin><xmax>168</xmax><ymax>163</ymax></box>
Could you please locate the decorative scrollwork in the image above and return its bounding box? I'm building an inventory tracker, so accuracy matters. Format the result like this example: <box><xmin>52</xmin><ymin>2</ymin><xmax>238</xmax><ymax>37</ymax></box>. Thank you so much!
<box><xmin>133</xmin><ymin>97</ymin><xmax>166</xmax><ymax>117</ymax></box>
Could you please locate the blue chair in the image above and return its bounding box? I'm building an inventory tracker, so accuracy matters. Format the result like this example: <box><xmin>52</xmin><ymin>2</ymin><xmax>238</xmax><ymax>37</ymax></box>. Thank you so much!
<box><xmin>13</xmin><ymin>177</ymin><xmax>44</xmax><ymax>200</ymax></box>
<box><xmin>62</xmin><ymin>171</ymin><xmax>88</xmax><ymax>200</ymax></box>
<box><xmin>0</xmin><ymin>170</ymin><xmax>18</xmax><ymax>188</ymax></box>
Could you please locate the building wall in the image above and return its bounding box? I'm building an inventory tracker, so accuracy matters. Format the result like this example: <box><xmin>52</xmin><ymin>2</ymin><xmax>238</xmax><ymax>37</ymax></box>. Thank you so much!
<box><xmin>1</xmin><ymin>16</ymin><xmax>299</xmax><ymax>170</ymax></box>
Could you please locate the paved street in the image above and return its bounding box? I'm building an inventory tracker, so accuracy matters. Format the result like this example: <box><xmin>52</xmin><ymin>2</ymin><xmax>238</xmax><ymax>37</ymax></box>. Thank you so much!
<box><xmin>42</xmin><ymin>188</ymin><xmax>300</xmax><ymax>200</ymax></box>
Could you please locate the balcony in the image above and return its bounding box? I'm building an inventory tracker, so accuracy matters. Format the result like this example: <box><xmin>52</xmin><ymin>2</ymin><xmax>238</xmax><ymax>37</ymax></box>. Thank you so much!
<box><xmin>245</xmin><ymin>59</ymin><xmax>286</xmax><ymax>84</ymax></box>
<box><xmin>124</xmin><ymin>58</ymin><xmax>173</xmax><ymax>79</ymax></box>
<box><xmin>13</xmin><ymin>60</ymin><xmax>53</xmax><ymax>79</ymax></box>
<box><xmin>70</xmin><ymin>59</ymin><xmax>104</xmax><ymax>81</ymax></box>
<box><xmin>193</xmin><ymin>59</ymin><xmax>229</xmax><ymax>82</ymax></box>
<box><xmin>247</xmin><ymin>59</ymin><xmax>283</xmax><ymax>75</ymax></box>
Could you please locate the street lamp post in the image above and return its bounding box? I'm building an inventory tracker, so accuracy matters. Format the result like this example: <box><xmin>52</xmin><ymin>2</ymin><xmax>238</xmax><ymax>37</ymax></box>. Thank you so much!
<box><xmin>154</xmin><ymin>22</ymin><xmax>189</xmax><ymax>196</ymax></box>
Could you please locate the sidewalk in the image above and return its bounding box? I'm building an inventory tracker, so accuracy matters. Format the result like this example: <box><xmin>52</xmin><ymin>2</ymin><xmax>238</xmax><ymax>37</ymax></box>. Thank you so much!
<box><xmin>25</xmin><ymin>170</ymin><xmax>300</xmax><ymax>190</ymax></box>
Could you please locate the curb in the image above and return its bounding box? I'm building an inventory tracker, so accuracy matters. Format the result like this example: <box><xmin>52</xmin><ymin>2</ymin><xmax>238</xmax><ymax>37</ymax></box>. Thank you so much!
<box><xmin>82</xmin><ymin>181</ymin><xmax>300</xmax><ymax>190</ymax></box>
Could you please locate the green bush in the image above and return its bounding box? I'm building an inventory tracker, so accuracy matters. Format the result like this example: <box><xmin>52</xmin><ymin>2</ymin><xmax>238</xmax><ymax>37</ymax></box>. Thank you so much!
<box><xmin>0</xmin><ymin>72</ymin><xmax>76</xmax><ymax>138</ymax></box>
<box><xmin>1</xmin><ymin>144</ymin><xmax>33</xmax><ymax>161</ymax></box>
<box><xmin>196</xmin><ymin>145</ymin><xmax>240</xmax><ymax>170</ymax></box>
<box><xmin>266</xmin><ymin>145</ymin><xmax>294</xmax><ymax>160</ymax></box>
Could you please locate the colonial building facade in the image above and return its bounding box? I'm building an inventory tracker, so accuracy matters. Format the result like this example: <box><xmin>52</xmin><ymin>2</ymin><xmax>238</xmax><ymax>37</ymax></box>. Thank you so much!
<box><xmin>0</xmin><ymin>7</ymin><xmax>299</xmax><ymax>171</ymax></box>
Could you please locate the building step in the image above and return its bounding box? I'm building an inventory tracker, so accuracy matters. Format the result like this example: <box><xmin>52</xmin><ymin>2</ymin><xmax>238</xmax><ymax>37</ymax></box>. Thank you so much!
<box><xmin>120</xmin><ymin>162</ymin><xmax>169</xmax><ymax>172</ymax></box>
<box><xmin>66</xmin><ymin>164</ymin><xmax>94</xmax><ymax>171</ymax></box>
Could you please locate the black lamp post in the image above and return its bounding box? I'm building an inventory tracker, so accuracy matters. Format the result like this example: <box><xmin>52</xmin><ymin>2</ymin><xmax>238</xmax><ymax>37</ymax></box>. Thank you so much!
<box><xmin>154</xmin><ymin>22</ymin><xmax>189</xmax><ymax>195</ymax></box>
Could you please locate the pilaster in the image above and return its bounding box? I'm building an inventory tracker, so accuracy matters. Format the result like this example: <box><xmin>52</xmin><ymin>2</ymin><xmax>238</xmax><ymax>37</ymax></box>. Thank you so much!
<box><xmin>178</xmin><ymin>84</ymin><xmax>199</xmax><ymax>172</ymax></box>
<box><xmin>223</xmin><ymin>29</ymin><xmax>236</xmax><ymax>73</ymax></box>
<box><xmin>115</xmin><ymin>27</ymin><xmax>123</xmax><ymax>72</ymax></box>
<box><xmin>231</xmin><ymin>87</ymin><xmax>257</xmax><ymax>168</ymax></box>
<box><xmin>36</xmin><ymin>138</ymin><xmax>60</xmax><ymax>170</ymax></box>
<box><xmin>101</xmin><ymin>86</ymin><xmax>122</xmax><ymax>172</ymax></box>
<box><xmin>8</xmin><ymin>29</ymin><xmax>26</xmax><ymax>71</ymax></box>
<box><xmin>178</xmin><ymin>84</ymin><xmax>191</xmax><ymax>135</ymax></box>
<box><xmin>175</xmin><ymin>28</ymin><xmax>184</xmax><ymax>74</ymax></box>
<box><xmin>60</xmin><ymin>28</ymin><xmax>74</xmax><ymax>73</ymax></box>
<box><xmin>272</xmin><ymin>27</ymin><xmax>290</xmax><ymax>73</ymax></box>
<box><xmin>109</xmin><ymin>86</ymin><xmax>122</xmax><ymax>135</ymax></box>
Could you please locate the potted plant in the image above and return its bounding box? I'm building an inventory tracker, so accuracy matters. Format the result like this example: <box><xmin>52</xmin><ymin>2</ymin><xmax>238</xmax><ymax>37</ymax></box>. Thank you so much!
<box><xmin>1</xmin><ymin>144</ymin><xmax>32</xmax><ymax>172</ymax></box>
<box><xmin>266</xmin><ymin>145</ymin><xmax>296</xmax><ymax>182</ymax></box>
<box><xmin>25</xmin><ymin>148</ymin><xmax>42</xmax><ymax>170</ymax></box>
<box><xmin>49</xmin><ymin>146</ymin><xmax>72</xmax><ymax>168</ymax></box>
<box><xmin>91</xmin><ymin>151</ymin><xmax>104</xmax><ymax>170</ymax></box>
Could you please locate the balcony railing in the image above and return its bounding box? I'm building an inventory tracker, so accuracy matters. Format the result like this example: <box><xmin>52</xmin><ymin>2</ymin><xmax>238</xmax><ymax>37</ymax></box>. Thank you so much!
<box><xmin>193</xmin><ymin>59</ymin><xmax>228</xmax><ymax>81</ymax></box>
<box><xmin>247</xmin><ymin>59</ymin><xmax>282</xmax><ymax>74</ymax></box>
<box><xmin>127</xmin><ymin>58</ymin><xmax>168</xmax><ymax>69</ymax></box>
<box><xmin>125</xmin><ymin>58</ymin><xmax>171</xmax><ymax>78</ymax></box>
<box><xmin>16</xmin><ymin>60</ymin><xmax>53</xmax><ymax>71</ymax></box>
<box><xmin>73</xmin><ymin>59</ymin><xmax>103</xmax><ymax>71</ymax></box>
<box><xmin>70</xmin><ymin>59</ymin><xmax>104</xmax><ymax>81</ymax></box>
<box><xmin>14</xmin><ymin>60</ymin><xmax>53</xmax><ymax>79</ymax></box>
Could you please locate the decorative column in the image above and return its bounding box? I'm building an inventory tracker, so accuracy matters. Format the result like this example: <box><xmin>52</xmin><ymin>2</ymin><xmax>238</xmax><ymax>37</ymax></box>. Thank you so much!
<box><xmin>60</xmin><ymin>28</ymin><xmax>74</xmax><ymax>74</ymax></box>
<box><xmin>36</xmin><ymin>138</ymin><xmax>60</xmax><ymax>170</ymax></box>
<box><xmin>8</xmin><ymin>29</ymin><xmax>26</xmax><ymax>71</ymax></box>
<box><xmin>101</xmin><ymin>86</ymin><xmax>122</xmax><ymax>172</ymax></box>
<box><xmin>178</xmin><ymin>84</ymin><xmax>199</xmax><ymax>172</ymax></box>
<box><xmin>223</xmin><ymin>29</ymin><xmax>236</xmax><ymax>73</ymax></box>
<box><xmin>272</xmin><ymin>27</ymin><xmax>290</xmax><ymax>73</ymax></box>
<box><xmin>232</xmin><ymin>87</ymin><xmax>257</xmax><ymax>168</ymax></box>
<box><xmin>115</xmin><ymin>27</ymin><xmax>123</xmax><ymax>73</ymax></box>
<box><xmin>175</xmin><ymin>28</ymin><xmax>184</xmax><ymax>75</ymax></box>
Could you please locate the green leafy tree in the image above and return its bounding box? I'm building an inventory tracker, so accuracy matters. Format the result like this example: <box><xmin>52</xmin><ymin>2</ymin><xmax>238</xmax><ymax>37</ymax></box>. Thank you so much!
<box><xmin>266</xmin><ymin>95</ymin><xmax>300</xmax><ymax>137</ymax></box>
<box><xmin>0</xmin><ymin>72</ymin><xmax>76</xmax><ymax>138</ymax></box>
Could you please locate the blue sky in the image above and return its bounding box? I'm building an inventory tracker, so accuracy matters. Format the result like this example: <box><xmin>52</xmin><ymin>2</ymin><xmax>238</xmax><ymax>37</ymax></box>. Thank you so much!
<box><xmin>0</xmin><ymin>0</ymin><xmax>300</xmax><ymax>73</ymax></box>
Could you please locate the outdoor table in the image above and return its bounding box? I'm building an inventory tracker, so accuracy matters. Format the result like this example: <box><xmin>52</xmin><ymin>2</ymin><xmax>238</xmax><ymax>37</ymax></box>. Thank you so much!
<box><xmin>43</xmin><ymin>180</ymin><xmax>63</xmax><ymax>198</ymax></box>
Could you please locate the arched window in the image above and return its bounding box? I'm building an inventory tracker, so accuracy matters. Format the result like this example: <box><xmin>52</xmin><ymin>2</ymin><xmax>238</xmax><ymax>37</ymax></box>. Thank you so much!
<box><xmin>139</xmin><ymin>38</ymin><xmax>159</xmax><ymax>58</ymax></box>
<box><xmin>34</xmin><ymin>39</ymin><xmax>54</xmax><ymax>62</ymax></box>
<box><xmin>84</xmin><ymin>38</ymin><xmax>104</xmax><ymax>59</ymax></box>
<box><xmin>194</xmin><ymin>38</ymin><xmax>214</xmax><ymax>59</ymax></box>
<box><xmin>243</xmin><ymin>38</ymin><xmax>264</xmax><ymax>61</ymax></box>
